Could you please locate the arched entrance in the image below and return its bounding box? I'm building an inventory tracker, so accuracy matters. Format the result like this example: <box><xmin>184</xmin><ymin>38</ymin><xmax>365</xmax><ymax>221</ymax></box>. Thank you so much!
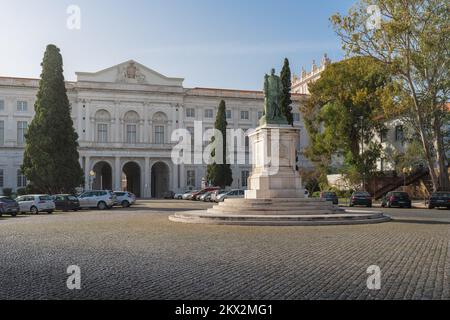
<box><xmin>122</xmin><ymin>162</ymin><xmax>141</xmax><ymax>197</ymax></box>
<box><xmin>151</xmin><ymin>162</ymin><xmax>170</xmax><ymax>198</ymax></box>
<box><xmin>92</xmin><ymin>161</ymin><xmax>112</xmax><ymax>190</ymax></box>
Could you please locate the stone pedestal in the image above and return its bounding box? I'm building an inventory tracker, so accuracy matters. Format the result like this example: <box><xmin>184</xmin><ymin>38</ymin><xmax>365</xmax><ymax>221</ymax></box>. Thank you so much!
<box><xmin>245</xmin><ymin>124</ymin><xmax>305</xmax><ymax>199</ymax></box>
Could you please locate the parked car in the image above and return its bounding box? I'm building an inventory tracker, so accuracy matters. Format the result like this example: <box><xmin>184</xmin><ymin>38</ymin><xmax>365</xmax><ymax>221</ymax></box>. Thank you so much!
<box><xmin>182</xmin><ymin>190</ymin><xmax>199</xmax><ymax>200</ymax></box>
<box><xmin>199</xmin><ymin>191</ymin><xmax>214</xmax><ymax>202</ymax></box>
<box><xmin>427</xmin><ymin>192</ymin><xmax>450</xmax><ymax>209</ymax></box>
<box><xmin>174</xmin><ymin>190</ymin><xmax>191</xmax><ymax>200</ymax></box>
<box><xmin>192</xmin><ymin>187</ymin><xmax>221</xmax><ymax>201</ymax></box>
<box><xmin>0</xmin><ymin>196</ymin><xmax>20</xmax><ymax>217</ymax></box>
<box><xmin>349</xmin><ymin>191</ymin><xmax>372</xmax><ymax>208</ymax></box>
<box><xmin>77</xmin><ymin>190</ymin><xmax>116</xmax><ymax>210</ymax></box>
<box><xmin>53</xmin><ymin>194</ymin><xmax>80</xmax><ymax>212</ymax></box>
<box><xmin>210</xmin><ymin>189</ymin><xmax>227</xmax><ymax>202</ymax></box>
<box><xmin>15</xmin><ymin>195</ymin><xmax>55</xmax><ymax>214</ymax></box>
<box><xmin>216</xmin><ymin>189</ymin><xmax>245</xmax><ymax>202</ymax></box>
<box><xmin>320</xmin><ymin>191</ymin><xmax>339</xmax><ymax>205</ymax></box>
<box><xmin>381</xmin><ymin>191</ymin><xmax>412</xmax><ymax>208</ymax></box>
<box><xmin>113</xmin><ymin>191</ymin><xmax>136</xmax><ymax>208</ymax></box>
<box><xmin>163</xmin><ymin>191</ymin><xmax>175</xmax><ymax>199</ymax></box>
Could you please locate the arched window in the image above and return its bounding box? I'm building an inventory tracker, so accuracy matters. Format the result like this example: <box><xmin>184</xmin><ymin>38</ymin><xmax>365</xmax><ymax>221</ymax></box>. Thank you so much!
<box><xmin>152</xmin><ymin>112</ymin><xmax>168</xmax><ymax>144</ymax></box>
<box><xmin>124</xmin><ymin>111</ymin><xmax>140</xmax><ymax>144</ymax></box>
<box><xmin>95</xmin><ymin>110</ymin><xmax>111</xmax><ymax>143</ymax></box>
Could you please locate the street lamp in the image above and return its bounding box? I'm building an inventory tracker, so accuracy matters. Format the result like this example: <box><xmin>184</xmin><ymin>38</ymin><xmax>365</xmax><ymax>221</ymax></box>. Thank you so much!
<box><xmin>359</xmin><ymin>116</ymin><xmax>365</xmax><ymax>191</ymax></box>
<box><xmin>89</xmin><ymin>170</ymin><xmax>95</xmax><ymax>190</ymax></box>
<box><xmin>402</xmin><ymin>167</ymin><xmax>413</xmax><ymax>190</ymax></box>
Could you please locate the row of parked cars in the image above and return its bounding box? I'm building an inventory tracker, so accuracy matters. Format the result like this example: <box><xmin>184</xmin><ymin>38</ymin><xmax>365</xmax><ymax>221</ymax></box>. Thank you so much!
<box><xmin>174</xmin><ymin>187</ymin><xmax>246</xmax><ymax>203</ymax></box>
<box><xmin>0</xmin><ymin>190</ymin><xmax>136</xmax><ymax>217</ymax></box>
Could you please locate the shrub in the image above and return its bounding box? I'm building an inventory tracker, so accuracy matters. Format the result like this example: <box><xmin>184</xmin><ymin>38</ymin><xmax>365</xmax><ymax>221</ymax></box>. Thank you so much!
<box><xmin>16</xmin><ymin>188</ymin><xmax>27</xmax><ymax>196</ymax></box>
<box><xmin>2</xmin><ymin>188</ymin><xmax>13</xmax><ymax>198</ymax></box>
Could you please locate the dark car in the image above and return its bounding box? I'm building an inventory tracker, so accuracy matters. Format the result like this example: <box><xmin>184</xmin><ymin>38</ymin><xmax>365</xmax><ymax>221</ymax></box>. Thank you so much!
<box><xmin>381</xmin><ymin>191</ymin><xmax>412</xmax><ymax>208</ymax></box>
<box><xmin>53</xmin><ymin>194</ymin><xmax>80</xmax><ymax>212</ymax></box>
<box><xmin>0</xmin><ymin>196</ymin><xmax>20</xmax><ymax>217</ymax></box>
<box><xmin>427</xmin><ymin>192</ymin><xmax>450</xmax><ymax>209</ymax></box>
<box><xmin>349</xmin><ymin>191</ymin><xmax>372</xmax><ymax>207</ymax></box>
<box><xmin>320</xmin><ymin>191</ymin><xmax>339</xmax><ymax>205</ymax></box>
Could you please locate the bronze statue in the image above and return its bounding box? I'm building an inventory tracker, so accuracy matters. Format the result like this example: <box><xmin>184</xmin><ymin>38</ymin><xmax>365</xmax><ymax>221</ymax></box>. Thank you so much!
<box><xmin>260</xmin><ymin>68</ymin><xmax>288</xmax><ymax>126</ymax></box>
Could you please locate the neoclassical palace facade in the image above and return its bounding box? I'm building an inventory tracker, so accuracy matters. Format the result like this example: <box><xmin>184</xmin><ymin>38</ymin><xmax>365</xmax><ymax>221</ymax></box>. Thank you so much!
<box><xmin>0</xmin><ymin>61</ymin><xmax>308</xmax><ymax>198</ymax></box>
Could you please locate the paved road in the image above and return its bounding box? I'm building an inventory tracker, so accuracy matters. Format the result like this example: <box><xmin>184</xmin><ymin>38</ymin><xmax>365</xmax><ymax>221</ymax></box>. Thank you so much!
<box><xmin>0</xmin><ymin>200</ymin><xmax>448</xmax><ymax>300</ymax></box>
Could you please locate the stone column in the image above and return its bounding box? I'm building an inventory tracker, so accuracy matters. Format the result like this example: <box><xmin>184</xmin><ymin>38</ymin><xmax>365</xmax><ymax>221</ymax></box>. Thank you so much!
<box><xmin>84</xmin><ymin>156</ymin><xmax>91</xmax><ymax>190</ymax></box>
<box><xmin>143</xmin><ymin>157</ymin><xmax>151</xmax><ymax>198</ymax></box>
<box><xmin>114</xmin><ymin>157</ymin><xmax>121</xmax><ymax>191</ymax></box>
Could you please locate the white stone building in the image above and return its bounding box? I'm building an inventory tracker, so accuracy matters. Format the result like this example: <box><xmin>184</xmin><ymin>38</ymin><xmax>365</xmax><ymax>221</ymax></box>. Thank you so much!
<box><xmin>0</xmin><ymin>60</ymin><xmax>307</xmax><ymax>197</ymax></box>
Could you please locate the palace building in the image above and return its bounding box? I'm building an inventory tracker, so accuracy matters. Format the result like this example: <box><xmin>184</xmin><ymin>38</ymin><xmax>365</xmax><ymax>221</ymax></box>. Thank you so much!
<box><xmin>0</xmin><ymin>60</ymin><xmax>308</xmax><ymax>198</ymax></box>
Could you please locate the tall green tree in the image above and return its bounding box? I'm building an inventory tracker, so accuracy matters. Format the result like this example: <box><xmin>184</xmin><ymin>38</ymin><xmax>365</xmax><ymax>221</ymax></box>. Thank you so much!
<box><xmin>280</xmin><ymin>58</ymin><xmax>294</xmax><ymax>126</ymax></box>
<box><xmin>302</xmin><ymin>56</ymin><xmax>390</xmax><ymax>188</ymax></box>
<box><xmin>331</xmin><ymin>0</ymin><xmax>450</xmax><ymax>191</ymax></box>
<box><xmin>206</xmin><ymin>100</ymin><xmax>233</xmax><ymax>188</ymax></box>
<box><xmin>22</xmin><ymin>44</ymin><xmax>83</xmax><ymax>194</ymax></box>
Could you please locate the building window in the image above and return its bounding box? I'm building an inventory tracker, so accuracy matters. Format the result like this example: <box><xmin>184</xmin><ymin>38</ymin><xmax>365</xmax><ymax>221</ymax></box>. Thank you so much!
<box><xmin>241</xmin><ymin>111</ymin><xmax>249</xmax><ymax>120</ymax></box>
<box><xmin>97</xmin><ymin>123</ymin><xmax>108</xmax><ymax>143</ymax></box>
<box><xmin>186</xmin><ymin>108</ymin><xmax>195</xmax><ymax>118</ymax></box>
<box><xmin>126</xmin><ymin>124</ymin><xmax>137</xmax><ymax>144</ymax></box>
<box><xmin>257</xmin><ymin>111</ymin><xmax>263</xmax><ymax>120</ymax></box>
<box><xmin>241</xmin><ymin>170</ymin><xmax>250</xmax><ymax>188</ymax></box>
<box><xmin>17</xmin><ymin>101</ymin><xmax>28</xmax><ymax>112</ymax></box>
<box><xmin>17</xmin><ymin>170</ymin><xmax>27</xmax><ymax>188</ymax></box>
<box><xmin>226</xmin><ymin>110</ymin><xmax>232</xmax><ymax>119</ymax></box>
<box><xmin>187</xmin><ymin>170</ymin><xmax>196</xmax><ymax>187</ymax></box>
<box><xmin>0</xmin><ymin>169</ymin><xmax>4</xmax><ymax>188</ymax></box>
<box><xmin>17</xmin><ymin>121</ymin><xmax>27</xmax><ymax>145</ymax></box>
<box><xmin>204</xmin><ymin>109</ymin><xmax>214</xmax><ymax>119</ymax></box>
<box><xmin>0</xmin><ymin>100</ymin><xmax>4</xmax><ymax>111</ymax></box>
<box><xmin>0</xmin><ymin>120</ymin><xmax>4</xmax><ymax>145</ymax></box>
<box><xmin>395</xmin><ymin>126</ymin><xmax>404</xmax><ymax>142</ymax></box>
<box><xmin>293</xmin><ymin>113</ymin><xmax>300</xmax><ymax>122</ymax></box>
<box><xmin>155</xmin><ymin>126</ymin><xmax>164</xmax><ymax>144</ymax></box>
<box><xmin>187</xmin><ymin>126</ymin><xmax>194</xmax><ymax>145</ymax></box>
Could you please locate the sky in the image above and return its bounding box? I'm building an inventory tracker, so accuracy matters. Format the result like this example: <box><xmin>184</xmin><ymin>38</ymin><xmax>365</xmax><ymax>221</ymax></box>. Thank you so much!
<box><xmin>0</xmin><ymin>0</ymin><xmax>355</xmax><ymax>90</ymax></box>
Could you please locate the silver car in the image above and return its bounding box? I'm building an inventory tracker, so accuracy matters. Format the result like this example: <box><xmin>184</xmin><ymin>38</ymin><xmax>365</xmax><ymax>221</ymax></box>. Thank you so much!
<box><xmin>78</xmin><ymin>190</ymin><xmax>116</xmax><ymax>210</ymax></box>
<box><xmin>113</xmin><ymin>191</ymin><xmax>136</xmax><ymax>208</ymax></box>
<box><xmin>216</xmin><ymin>189</ymin><xmax>245</xmax><ymax>202</ymax></box>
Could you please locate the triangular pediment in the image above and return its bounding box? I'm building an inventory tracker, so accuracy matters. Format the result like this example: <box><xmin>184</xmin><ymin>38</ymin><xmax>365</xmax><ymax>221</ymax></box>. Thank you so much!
<box><xmin>75</xmin><ymin>60</ymin><xmax>184</xmax><ymax>86</ymax></box>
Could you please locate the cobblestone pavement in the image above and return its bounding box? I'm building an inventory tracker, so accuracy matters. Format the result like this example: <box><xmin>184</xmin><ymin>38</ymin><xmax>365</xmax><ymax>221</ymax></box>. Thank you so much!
<box><xmin>0</xmin><ymin>200</ymin><xmax>449</xmax><ymax>300</ymax></box>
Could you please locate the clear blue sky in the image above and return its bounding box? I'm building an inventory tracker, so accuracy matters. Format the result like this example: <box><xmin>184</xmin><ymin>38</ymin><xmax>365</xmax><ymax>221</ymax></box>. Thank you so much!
<box><xmin>0</xmin><ymin>0</ymin><xmax>355</xmax><ymax>90</ymax></box>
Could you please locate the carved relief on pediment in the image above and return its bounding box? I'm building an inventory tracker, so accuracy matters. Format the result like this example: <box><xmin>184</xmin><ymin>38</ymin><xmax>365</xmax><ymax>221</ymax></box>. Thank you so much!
<box><xmin>117</xmin><ymin>62</ymin><xmax>146</xmax><ymax>84</ymax></box>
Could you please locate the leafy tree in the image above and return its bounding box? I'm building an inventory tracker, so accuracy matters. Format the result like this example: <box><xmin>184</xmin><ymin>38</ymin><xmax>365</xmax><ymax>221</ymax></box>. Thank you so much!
<box><xmin>22</xmin><ymin>44</ymin><xmax>83</xmax><ymax>194</ymax></box>
<box><xmin>206</xmin><ymin>100</ymin><xmax>233</xmax><ymax>188</ymax></box>
<box><xmin>302</xmin><ymin>56</ymin><xmax>390</xmax><ymax>189</ymax></box>
<box><xmin>331</xmin><ymin>0</ymin><xmax>450</xmax><ymax>191</ymax></box>
<box><xmin>280</xmin><ymin>58</ymin><xmax>294</xmax><ymax>126</ymax></box>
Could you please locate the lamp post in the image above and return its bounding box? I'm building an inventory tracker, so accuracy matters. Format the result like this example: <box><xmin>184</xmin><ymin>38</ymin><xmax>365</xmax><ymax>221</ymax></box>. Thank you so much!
<box><xmin>402</xmin><ymin>167</ymin><xmax>412</xmax><ymax>191</ymax></box>
<box><xmin>89</xmin><ymin>170</ymin><xmax>95</xmax><ymax>190</ymax></box>
<box><xmin>360</xmin><ymin>115</ymin><xmax>365</xmax><ymax>191</ymax></box>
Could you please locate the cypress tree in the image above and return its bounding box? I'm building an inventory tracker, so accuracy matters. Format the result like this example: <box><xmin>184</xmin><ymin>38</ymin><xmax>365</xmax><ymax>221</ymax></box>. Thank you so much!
<box><xmin>22</xmin><ymin>44</ymin><xmax>83</xmax><ymax>194</ymax></box>
<box><xmin>280</xmin><ymin>58</ymin><xmax>294</xmax><ymax>126</ymax></box>
<box><xmin>206</xmin><ymin>100</ymin><xmax>233</xmax><ymax>188</ymax></box>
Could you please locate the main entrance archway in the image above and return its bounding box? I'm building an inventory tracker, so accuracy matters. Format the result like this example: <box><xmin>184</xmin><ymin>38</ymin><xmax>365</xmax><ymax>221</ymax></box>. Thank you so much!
<box><xmin>92</xmin><ymin>161</ymin><xmax>112</xmax><ymax>190</ymax></box>
<box><xmin>151</xmin><ymin>162</ymin><xmax>170</xmax><ymax>198</ymax></box>
<box><xmin>122</xmin><ymin>162</ymin><xmax>141</xmax><ymax>197</ymax></box>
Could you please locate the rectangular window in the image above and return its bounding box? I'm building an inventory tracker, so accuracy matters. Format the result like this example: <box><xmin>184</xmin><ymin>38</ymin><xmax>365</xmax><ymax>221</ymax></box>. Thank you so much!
<box><xmin>187</xmin><ymin>170</ymin><xmax>196</xmax><ymax>187</ymax></box>
<box><xmin>126</xmin><ymin>124</ymin><xmax>137</xmax><ymax>144</ymax></box>
<box><xmin>17</xmin><ymin>170</ymin><xmax>27</xmax><ymax>188</ymax></box>
<box><xmin>155</xmin><ymin>126</ymin><xmax>164</xmax><ymax>144</ymax></box>
<box><xmin>395</xmin><ymin>126</ymin><xmax>404</xmax><ymax>142</ymax></box>
<box><xmin>17</xmin><ymin>121</ymin><xmax>27</xmax><ymax>145</ymax></box>
<box><xmin>97</xmin><ymin>123</ymin><xmax>108</xmax><ymax>143</ymax></box>
<box><xmin>226</xmin><ymin>110</ymin><xmax>232</xmax><ymax>119</ymax></box>
<box><xmin>17</xmin><ymin>101</ymin><xmax>28</xmax><ymax>112</ymax></box>
<box><xmin>186</xmin><ymin>108</ymin><xmax>195</xmax><ymax>118</ymax></box>
<box><xmin>204</xmin><ymin>109</ymin><xmax>213</xmax><ymax>119</ymax></box>
<box><xmin>241</xmin><ymin>170</ymin><xmax>250</xmax><ymax>188</ymax></box>
<box><xmin>0</xmin><ymin>169</ymin><xmax>4</xmax><ymax>188</ymax></box>
<box><xmin>0</xmin><ymin>120</ymin><xmax>4</xmax><ymax>145</ymax></box>
<box><xmin>380</xmin><ymin>129</ymin><xmax>388</xmax><ymax>143</ymax></box>
<box><xmin>187</xmin><ymin>126</ymin><xmax>195</xmax><ymax>145</ymax></box>
<box><xmin>293</xmin><ymin>113</ymin><xmax>300</xmax><ymax>122</ymax></box>
<box><xmin>0</xmin><ymin>100</ymin><xmax>4</xmax><ymax>111</ymax></box>
<box><xmin>241</xmin><ymin>111</ymin><xmax>249</xmax><ymax>120</ymax></box>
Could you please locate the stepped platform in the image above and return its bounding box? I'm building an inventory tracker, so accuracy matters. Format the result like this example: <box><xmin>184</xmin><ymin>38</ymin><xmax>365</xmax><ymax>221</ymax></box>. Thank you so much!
<box><xmin>169</xmin><ymin>198</ymin><xmax>391</xmax><ymax>226</ymax></box>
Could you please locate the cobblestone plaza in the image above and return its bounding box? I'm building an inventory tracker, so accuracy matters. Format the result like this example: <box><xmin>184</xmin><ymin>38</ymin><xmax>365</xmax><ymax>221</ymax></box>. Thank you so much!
<box><xmin>0</xmin><ymin>201</ymin><xmax>449</xmax><ymax>300</ymax></box>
